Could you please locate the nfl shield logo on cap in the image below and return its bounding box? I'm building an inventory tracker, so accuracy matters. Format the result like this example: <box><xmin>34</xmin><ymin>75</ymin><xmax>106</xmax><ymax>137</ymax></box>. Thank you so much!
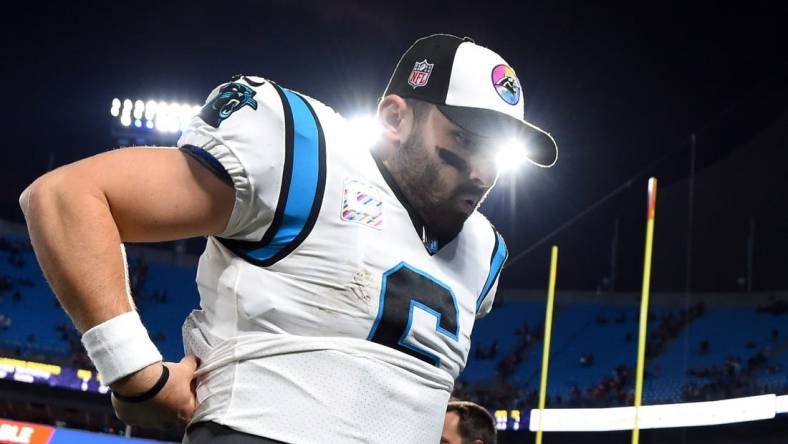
<box><xmin>408</xmin><ymin>60</ymin><xmax>434</xmax><ymax>88</ymax></box>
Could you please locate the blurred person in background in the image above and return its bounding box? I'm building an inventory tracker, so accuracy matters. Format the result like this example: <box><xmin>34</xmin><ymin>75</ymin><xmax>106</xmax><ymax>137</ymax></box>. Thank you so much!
<box><xmin>441</xmin><ymin>400</ymin><xmax>497</xmax><ymax>444</ymax></box>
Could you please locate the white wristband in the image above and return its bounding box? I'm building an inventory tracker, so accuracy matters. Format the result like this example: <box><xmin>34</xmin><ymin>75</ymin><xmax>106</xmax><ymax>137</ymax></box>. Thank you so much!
<box><xmin>81</xmin><ymin>311</ymin><xmax>162</xmax><ymax>386</ymax></box>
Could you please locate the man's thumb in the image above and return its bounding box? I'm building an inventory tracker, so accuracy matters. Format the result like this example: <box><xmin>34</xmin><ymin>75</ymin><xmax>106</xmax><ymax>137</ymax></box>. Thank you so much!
<box><xmin>180</xmin><ymin>355</ymin><xmax>201</xmax><ymax>372</ymax></box>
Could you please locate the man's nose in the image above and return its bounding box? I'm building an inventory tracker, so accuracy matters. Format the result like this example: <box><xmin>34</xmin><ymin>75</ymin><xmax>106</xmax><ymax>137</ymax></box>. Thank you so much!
<box><xmin>468</xmin><ymin>157</ymin><xmax>497</xmax><ymax>189</ymax></box>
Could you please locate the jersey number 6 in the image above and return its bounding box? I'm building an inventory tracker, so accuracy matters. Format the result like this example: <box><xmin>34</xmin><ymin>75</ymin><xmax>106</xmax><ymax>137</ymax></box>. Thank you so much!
<box><xmin>367</xmin><ymin>262</ymin><xmax>459</xmax><ymax>368</ymax></box>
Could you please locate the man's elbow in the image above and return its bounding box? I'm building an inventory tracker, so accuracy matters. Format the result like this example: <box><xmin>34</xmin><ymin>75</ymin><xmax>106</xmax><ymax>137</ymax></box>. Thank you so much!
<box><xmin>18</xmin><ymin>184</ymin><xmax>32</xmax><ymax>218</ymax></box>
<box><xmin>19</xmin><ymin>172</ymin><xmax>65</xmax><ymax>224</ymax></box>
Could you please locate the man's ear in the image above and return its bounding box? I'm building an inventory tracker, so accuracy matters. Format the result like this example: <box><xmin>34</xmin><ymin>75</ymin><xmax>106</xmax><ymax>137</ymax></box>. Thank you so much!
<box><xmin>377</xmin><ymin>94</ymin><xmax>412</xmax><ymax>145</ymax></box>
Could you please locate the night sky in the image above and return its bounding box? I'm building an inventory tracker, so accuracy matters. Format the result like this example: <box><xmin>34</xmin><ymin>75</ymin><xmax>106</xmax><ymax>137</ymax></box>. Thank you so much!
<box><xmin>4</xmin><ymin>1</ymin><xmax>787</xmax><ymax>292</ymax></box>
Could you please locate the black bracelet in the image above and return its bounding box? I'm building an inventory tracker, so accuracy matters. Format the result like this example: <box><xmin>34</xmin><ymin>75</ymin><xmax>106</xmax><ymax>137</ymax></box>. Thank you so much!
<box><xmin>112</xmin><ymin>364</ymin><xmax>170</xmax><ymax>403</ymax></box>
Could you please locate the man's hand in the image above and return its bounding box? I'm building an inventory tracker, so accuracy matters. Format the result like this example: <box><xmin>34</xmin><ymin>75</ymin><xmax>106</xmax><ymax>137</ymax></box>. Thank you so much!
<box><xmin>110</xmin><ymin>355</ymin><xmax>200</xmax><ymax>429</ymax></box>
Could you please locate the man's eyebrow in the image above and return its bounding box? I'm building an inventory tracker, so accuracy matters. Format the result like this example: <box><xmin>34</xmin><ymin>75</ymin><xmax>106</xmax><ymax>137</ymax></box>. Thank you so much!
<box><xmin>451</xmin><ymin>128</ymin><xmax>495</xmax><ymax>153</ymax></box>
<box><xmin>451</xmin><ymin>128</ymin><xmax>479</xmax><ymax>144</ymax></box>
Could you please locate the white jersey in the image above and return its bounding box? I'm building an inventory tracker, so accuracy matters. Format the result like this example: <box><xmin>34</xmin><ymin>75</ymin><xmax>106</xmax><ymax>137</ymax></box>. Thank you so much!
<box><xmin>176</xmin><ymin>75</ymin><xmax>508</xmax><ymax>444</ymax></box>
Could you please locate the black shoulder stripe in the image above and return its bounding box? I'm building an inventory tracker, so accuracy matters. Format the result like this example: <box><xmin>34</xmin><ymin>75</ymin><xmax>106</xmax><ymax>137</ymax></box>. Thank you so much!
<box><xmin>257</xmin><ymin>82</ymin><xmax>294</xmax><ymax>248</ymax></box>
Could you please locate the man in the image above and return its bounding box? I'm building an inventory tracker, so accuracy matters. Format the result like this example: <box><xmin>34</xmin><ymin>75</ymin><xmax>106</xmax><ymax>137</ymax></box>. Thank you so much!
<box><xmin>441</xmin><ymin>400</ymin><xmax>497</xmax><ymax>444</ymax></box>
<box><xmin>20</xmin><ymin>34</ymin><xmax>556</xmax><ymax>443</ymax></box>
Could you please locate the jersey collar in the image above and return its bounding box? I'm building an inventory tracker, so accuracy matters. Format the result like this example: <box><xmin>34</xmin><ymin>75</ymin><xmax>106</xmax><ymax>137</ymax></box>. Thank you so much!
<box><xmin>370</xmin><ymin>150</ymin><xmax>458</xmax><ymax>255</ymax></box>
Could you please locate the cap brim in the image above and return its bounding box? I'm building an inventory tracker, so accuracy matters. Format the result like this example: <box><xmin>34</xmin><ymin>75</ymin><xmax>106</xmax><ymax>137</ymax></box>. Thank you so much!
<box><xmin>436</xmin><ymin>105</ymin><xmax>558</xmax><ymax>168</ymax></box>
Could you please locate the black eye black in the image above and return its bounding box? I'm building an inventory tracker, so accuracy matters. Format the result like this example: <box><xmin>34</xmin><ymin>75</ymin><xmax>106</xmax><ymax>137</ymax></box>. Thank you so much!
<box><xmin>438</xmin><ymin>148</ymin><xmax>467</xmax><ymax>172</ymax></box>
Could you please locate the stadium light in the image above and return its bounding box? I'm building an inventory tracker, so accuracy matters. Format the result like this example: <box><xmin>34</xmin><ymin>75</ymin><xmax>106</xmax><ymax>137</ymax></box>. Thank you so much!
<box><xmin>133</xmin><ymin>100</ymin><xmax>145</xmax><ymax>119</ymax></box>
<box><xmin>110</xmin><ymin>98</ymin><xmax>121</xmax><ymax>117</ymax></box>
<box><xmin>145</xmin><ymin>100</ymin><xmax>157</xmax><ymax>120</ymax></box>
<box><xmin>496</xmin><ymin>139</ymin><xmax>528</xmax><ymax>173</ymax></box>
<box><xmin>110</xmin><ymin>97</ymin><xmax>201</xmax><ymax>135</ymax></box>
<box><xmin>345</xmin><ymin>115</ymin><xmax>381</xmax><ymax>149</ymax></box>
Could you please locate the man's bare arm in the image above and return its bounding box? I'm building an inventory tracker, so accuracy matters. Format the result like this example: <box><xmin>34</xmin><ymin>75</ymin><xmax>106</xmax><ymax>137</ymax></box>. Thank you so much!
<box><xmin>19</xmin><ymin>147</ymin><xmax>234</xmax><ymax>332</ymax></box>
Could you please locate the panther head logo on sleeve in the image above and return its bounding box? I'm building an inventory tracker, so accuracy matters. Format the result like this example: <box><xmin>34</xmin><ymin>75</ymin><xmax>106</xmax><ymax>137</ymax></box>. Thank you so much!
<box><xmin>198</xmin><ymin>82</ymin><xmax>259</xmax><ymax>128</ymax></box>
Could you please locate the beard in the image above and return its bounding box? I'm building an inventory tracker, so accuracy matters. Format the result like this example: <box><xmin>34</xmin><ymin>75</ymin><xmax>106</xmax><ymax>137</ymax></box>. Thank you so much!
<box><xmin>391</xmin><ymin>127</ymin><xmax>488</xmax><ymax>240</ymax></box>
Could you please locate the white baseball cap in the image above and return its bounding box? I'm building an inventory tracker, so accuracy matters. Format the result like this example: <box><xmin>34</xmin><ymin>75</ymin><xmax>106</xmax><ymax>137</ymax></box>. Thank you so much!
<box><xmin>383</xmin><ymin>34</ymin><xmax>558</xmax><ymax>168</ymax></box>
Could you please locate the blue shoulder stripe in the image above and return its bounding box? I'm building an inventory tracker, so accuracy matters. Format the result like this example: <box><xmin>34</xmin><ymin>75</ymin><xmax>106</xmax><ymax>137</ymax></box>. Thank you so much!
<box><xmin>218</xmin><ymin>84</ymin><xmax>326</xmax><ymax>266</ymax></box>
<box><xmin>476</xmin><ymin>230</ymin><xmax>508</xmax><ymax>312</ymax></box>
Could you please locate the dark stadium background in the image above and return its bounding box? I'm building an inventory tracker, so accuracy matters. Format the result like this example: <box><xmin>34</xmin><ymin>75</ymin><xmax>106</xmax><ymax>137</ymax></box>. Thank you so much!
<box><xmin>1</xmin><ymin>1</ymin><xmax>787</xmax><ymax>443</ymax></box>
